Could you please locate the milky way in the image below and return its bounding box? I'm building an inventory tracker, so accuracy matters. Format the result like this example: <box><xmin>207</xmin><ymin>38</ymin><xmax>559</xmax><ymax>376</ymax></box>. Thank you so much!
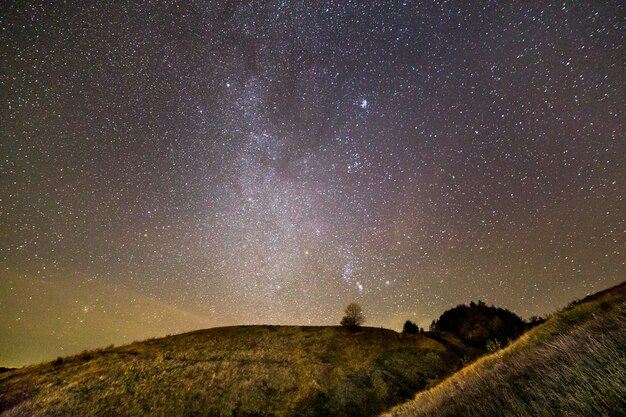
<box><xmin>2</xmin><ymin>1</ymin><xmax>624</xmax><ymax>366</ymax></box>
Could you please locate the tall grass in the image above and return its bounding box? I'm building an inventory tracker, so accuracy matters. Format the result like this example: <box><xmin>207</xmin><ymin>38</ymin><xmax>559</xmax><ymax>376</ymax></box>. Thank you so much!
<box><xmin>384</xmin><ymin>285</ymin><xmax>626</xmax><ymax>417</ymax></box>
<box><xmin>0</xmin><ymin>326</ymin><xmax>471</xmax><ymax>417</ymax></box>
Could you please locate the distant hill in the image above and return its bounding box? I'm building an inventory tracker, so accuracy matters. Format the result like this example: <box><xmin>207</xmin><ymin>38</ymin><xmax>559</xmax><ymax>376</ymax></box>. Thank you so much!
<box><xmin>0</xmin><ymin>325</ymin><xmax>478</xmax><ymax>416</ymax></box>
<box><xmin>383</xmin><ymin>282</ymin><xmax>626</xmax><ymax>417</ymax></box>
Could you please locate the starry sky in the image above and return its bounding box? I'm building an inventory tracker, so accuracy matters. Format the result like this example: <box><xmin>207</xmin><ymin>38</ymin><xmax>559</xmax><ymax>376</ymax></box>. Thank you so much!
<box><xmin>2</xmin><ymin>1</ymin><xmax>624</xmax><ymax>367</ymax></box>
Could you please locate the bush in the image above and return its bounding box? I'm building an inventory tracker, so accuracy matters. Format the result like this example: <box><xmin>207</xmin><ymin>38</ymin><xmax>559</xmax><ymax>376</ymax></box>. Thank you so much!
<box><xmin>403</xmin><ymin>320</ymin><xmax>419</xmax><ymax>334</ymax></box>
<box><xmin>431</xmin><ymin>301</ymin><xmax>525</xmax><ymax>349</ymax></box>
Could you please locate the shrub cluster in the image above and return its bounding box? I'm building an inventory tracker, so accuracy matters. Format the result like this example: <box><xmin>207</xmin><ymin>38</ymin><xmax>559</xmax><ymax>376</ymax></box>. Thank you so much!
<box><xmin>429</xmin><ymin>301</ymin><xmax>525</xmax><ymax>349</ymax></box>
<box><xmin>402</xmin><ymin>320</ymin><xmax>423</xmax><ymax>334</ymax></box>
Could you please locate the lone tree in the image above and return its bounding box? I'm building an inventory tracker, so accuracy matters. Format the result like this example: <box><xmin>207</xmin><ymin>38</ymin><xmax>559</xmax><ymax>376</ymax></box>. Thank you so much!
<box><xmin>340</xmin><ymin>302</ymin><xmax>365</xmax><ymax>328</ymax></box>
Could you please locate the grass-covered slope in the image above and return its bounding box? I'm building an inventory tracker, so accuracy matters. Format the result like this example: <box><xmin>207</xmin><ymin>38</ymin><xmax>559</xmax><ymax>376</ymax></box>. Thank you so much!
<box><xmin>0</xmin><ymin>326</ymin><xmax>473</xmax><ymax>416</ymax></box>
<box><xmin>384</xmin><ymin>282</ymin><xmax>626</xmax><ymax>417</ymax></box>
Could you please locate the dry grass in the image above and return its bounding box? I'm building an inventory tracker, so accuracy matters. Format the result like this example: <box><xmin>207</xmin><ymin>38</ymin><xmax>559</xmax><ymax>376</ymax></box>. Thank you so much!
<box><xmin>5</xmin><ymin>285</ymin><xmax>623</xmax><ymax>416</ymax></box>
<box><xmin>0</xmin><ymin>326</ymin><xmax>473</xmax><ymax>417</ymax></box>
<box><xmin>383</xmin><ymin>282</ymin><xmax>626</xmax><ymax>417</ymax></box>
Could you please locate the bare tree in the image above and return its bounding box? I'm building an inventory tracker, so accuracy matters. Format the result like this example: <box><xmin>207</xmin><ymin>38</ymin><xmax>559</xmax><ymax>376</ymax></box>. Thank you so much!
<box><xmin>340</xmin><ymin>303</ymin><xmax>365</xmax><ymax>327</ymax></box>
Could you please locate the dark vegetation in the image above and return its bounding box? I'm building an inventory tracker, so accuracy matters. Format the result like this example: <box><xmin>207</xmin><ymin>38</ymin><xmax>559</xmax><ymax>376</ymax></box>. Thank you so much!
<box><xmin>402</xmin><ymin>321</ymin><xmax>423</xmax><ymax>334</ymax></box>
<box><xmin>429</xmin><ymin>301</ymin><xmax>526</xmax><ymax>349</ymax></box>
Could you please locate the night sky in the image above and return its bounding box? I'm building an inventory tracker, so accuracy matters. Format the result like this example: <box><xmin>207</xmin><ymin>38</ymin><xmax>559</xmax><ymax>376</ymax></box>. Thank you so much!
<box><xmin>2</xmin><ymin>1</ymin><xmax>624</xmax><ymax>367</ymax></box>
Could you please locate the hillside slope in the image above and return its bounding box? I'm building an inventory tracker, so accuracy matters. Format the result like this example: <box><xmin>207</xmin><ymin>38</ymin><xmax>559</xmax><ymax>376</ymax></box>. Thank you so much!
<box><xmin>383</xmin><ymin>282</ymin><xmax>626</xmax><ymax>417</ymax></box>
<box><xmin>0</xmin><ymin>325</ymin><xmax>475</xmax><ymax>416</ymax></box>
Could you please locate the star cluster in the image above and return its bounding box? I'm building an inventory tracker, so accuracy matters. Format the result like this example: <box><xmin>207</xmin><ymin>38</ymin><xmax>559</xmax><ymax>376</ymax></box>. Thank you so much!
<box><xmin>2</xmin><ymin>1</ymin><xmax>624</xmax><ymax>366</ymax></box>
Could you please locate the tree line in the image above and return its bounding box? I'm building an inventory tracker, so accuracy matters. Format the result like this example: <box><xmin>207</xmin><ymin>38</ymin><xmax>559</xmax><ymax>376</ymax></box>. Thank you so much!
<box><xmin>340</xmin><ymin>300</ymin><xmax>544</xmax><ymax>350</ymax></box>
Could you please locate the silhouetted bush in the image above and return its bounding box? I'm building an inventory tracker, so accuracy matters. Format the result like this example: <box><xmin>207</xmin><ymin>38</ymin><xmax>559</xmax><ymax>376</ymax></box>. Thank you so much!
<box><xmin>403</xmin><ymin>320</ymin><xmax>419</xmax><ymax>334</ymax></box>
<box><xmin>430</xmin><ymin>301</ymin><xmax>525</xmax><ymax>349</ymax></box>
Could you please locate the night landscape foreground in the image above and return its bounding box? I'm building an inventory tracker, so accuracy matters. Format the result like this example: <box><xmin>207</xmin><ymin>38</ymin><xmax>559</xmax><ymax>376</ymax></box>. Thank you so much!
<box><xmin>1</xmin><ymin>282</ymin><xmax>624</xmax><ymax>416</ymax></box>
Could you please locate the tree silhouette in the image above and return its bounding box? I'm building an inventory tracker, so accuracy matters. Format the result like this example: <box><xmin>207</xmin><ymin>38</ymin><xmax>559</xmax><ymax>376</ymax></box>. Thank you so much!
<box><xmin>340</xmin><ymin>303</ymin><xmax>365</xmax><ymax>328</ymax></box>
<box><xmin>402</xmin><ymin>320</ymin><xmax>419</xmax><ymax>334</ymax></box>
<box><xmin>430</xmin><ymin>301</ymin><xmax>525</xmax><ymax>348</ymax></box>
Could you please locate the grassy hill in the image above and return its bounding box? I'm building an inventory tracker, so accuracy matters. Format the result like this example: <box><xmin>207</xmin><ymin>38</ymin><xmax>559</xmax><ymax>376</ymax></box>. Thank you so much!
<box><xmin>0</xmin><ymin>325</ymin><xmax>477</xmax><ymax>416</ymax></box>
<box><xmin>3</xmin><ymin>284</ymin><xmax>623</xmax><ymax>416</ymax></box>
<box><xmin>383</xmin><ymin>282</ymin><xmax>626</xmax><ymax>417</ymax></box>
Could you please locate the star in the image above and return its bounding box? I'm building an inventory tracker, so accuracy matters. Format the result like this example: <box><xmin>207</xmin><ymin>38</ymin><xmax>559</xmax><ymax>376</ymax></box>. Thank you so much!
<box><xmin>2</xmin><ymin>0</ymin><xmax>623</xmax><ymax>367</ymax></box>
